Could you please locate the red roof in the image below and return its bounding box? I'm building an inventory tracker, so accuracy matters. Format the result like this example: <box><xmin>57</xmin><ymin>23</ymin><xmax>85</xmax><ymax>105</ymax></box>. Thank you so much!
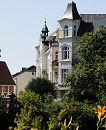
<box><xmin>0</xmin><ymin>61</ymin><xmax>15</xmax><ymax>85</ymax></box>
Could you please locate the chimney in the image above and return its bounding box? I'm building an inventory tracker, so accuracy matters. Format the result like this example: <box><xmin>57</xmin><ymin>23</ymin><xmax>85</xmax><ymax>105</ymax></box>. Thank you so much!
<box><xmin>22</xmin><ymin>67</ymin><xmax>27</xmax><ymax>71</ymax></box>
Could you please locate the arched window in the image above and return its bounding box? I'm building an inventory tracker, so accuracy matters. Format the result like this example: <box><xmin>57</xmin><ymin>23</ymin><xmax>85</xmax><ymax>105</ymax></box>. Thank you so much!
<box><xmin>62</xmin><ymin>46</ymin><xmax>69</xmax><ymax>60</ymax></box>
<box><xmin>73</xmin><ymin>25</ymin><xmax>77</xmax><ymax>37</ymax></box>
<box><xmin>64</xmin><ymin>25</ymin><xmax>68</xmax><ymax>37</ymax></box>
<box><xmin>55</xmin><ymin>51</ymin><xmax>58</xmax><ymax>60</ymax></box>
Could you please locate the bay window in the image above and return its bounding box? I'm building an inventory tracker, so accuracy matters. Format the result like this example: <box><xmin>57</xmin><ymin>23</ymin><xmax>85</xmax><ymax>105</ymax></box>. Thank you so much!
<box><xmin>62</xmin><ymin>46</ymin><xmax>69</xmax><ymax>60</ymax></box>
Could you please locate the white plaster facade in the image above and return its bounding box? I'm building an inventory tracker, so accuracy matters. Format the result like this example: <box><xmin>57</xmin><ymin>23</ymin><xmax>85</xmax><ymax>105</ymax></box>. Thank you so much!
<box><xmin>35</xmin><ymin>2</ymin><xmax>83</xmax><ymax>97</ymax></box>
<box><xmin>58</xmin><ymin>18</ymin><xmax>80</xmax><ymax>84</ymax></box>
<box><xmin>35</xmin><ymin>2</ymin><xmax>106</xmax><ymax>97</ymax></box>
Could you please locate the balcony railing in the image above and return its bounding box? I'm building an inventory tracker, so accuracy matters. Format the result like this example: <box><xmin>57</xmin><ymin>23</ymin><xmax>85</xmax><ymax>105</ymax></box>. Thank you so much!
<box><xmin>59</xmin><ymin>29</ymin><xmax>72</xmax><ymax>38</ymax></box>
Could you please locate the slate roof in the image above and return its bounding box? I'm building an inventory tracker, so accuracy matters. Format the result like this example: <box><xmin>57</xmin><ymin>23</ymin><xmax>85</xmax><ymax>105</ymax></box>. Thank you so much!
<box><xmin>13</xmin><ymin>65</ymin><xmax>36</xmax><ymax>77</ymax></box>
<box><xmin>77</xmin><ymin>14</ymin><xmax>106</xmax><ymax>36</ymax></box>
<box><xmin>0</xmin><ymin>61</ymin><xmax>15</xmax><ymax>85</ymax></box>
<box><xmin>77</xmin><ymin>21</ymin><xmax>93</xmax><ymax>36</ymax></box>
<box><xmin>60</xmin><ymin>1</ymin><xmax>81</xmax><ymax>21</ymax></box>
<box><xmin>81</xmin><ymin>14</ymin><xmax>106</xmax><ymax>22</ymax></box>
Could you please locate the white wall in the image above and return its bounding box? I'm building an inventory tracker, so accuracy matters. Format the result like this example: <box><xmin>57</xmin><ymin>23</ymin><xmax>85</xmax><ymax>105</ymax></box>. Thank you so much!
<box><xmin>58</xmin><ymin>19</ymin><xmax>80</xmax><ymax>84</ymax></box>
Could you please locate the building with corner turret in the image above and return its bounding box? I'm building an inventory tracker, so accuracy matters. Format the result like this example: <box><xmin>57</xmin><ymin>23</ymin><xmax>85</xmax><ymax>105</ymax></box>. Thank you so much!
<box><xmin>35</xmin><ymin>2</ymin><xmax>106</xmax><ymax>97</ymax></box>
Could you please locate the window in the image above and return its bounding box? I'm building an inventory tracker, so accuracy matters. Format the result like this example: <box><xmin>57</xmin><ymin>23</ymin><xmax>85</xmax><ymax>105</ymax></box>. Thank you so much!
<box><xmin>3</xmin><ymin>86</ymin><xmax>8</xmax><ymax>93</ymax></box>
<box><xmin>55</xmin><ymin>72</ymin><xmax>58</xmax><ymax>78</ymax></box>
<box><xmin>9</xmin><ymin>86</ymin><xmax>14</xmax><ymax>92</ymax></box>
<box><xmin>0</xmin><ymin>86</ymin><xmax>2</xmax><ymax>95</ymax></box>
<box><xmin>62</xmin><ymin>46</ymin><xmax>69</xmax><ymax>60</ymax></box>
<box><xmin>73</xmin><ymin>25</ymin><xmax>76</xmax><ymax>37</ymax></box>
<box><xmin>61</xmin><ymin>69</ymin><xmax>68</xmax><ymax>83</ymax></box>
<box><xmin>55</xmin><ymin>51</ymin><xmax>58</xmax><ymax>60</ymax></box>
<box><xmin>3</xmin><ymin>86</ymin><xmax>8</xmax><ymax>96</ymax></box>
<box><xmin>32</xmin><ymin>72</ymin><xmax>34</xmax><ymax>75</ymax></box>
<box><xmin>64</xmin><ymin>25</ymin><xmax>68</xmax><ymax>37</ymax></box>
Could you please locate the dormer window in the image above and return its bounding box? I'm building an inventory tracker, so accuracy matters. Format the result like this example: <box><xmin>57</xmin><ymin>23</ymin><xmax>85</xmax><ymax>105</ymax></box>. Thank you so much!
<box><xmin>64</xmin><ymin>25</ymin><xmax>68</xmax><ymax>37</ymax></box>
<box><xmin>73</xmin><ymin>25</ymin><xmax>77</xmax><ymax>37</ymax></box>
<box><xmin>62</xmin><ymin>46</ymin><xmax>69</xmax><ymax>60</ymax></box>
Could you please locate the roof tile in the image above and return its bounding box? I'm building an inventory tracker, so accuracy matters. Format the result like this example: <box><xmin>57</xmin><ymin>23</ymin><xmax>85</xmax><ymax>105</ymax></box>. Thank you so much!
<box><xmin>0</xmin><ymin>61</ymin><xmax>15</xmax><ymax>85</ymax></box>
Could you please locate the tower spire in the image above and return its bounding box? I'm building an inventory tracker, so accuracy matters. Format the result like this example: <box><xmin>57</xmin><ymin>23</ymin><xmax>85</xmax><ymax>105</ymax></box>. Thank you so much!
<box><xmin>45</xmin><ymin>17</ymin><xmax>46</xmax><ymax>25</ymax></box>
<box><xmin>41</xmin><ymin>19</ymin><xmax>49</xmax><ymax>43</ymax></box>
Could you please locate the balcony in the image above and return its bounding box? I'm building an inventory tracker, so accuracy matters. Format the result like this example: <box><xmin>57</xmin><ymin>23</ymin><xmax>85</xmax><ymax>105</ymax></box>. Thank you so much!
<box><xmin>59</xmin><ymin>29</ymin><xmax>72</xmax><ymax>38</ymax></box>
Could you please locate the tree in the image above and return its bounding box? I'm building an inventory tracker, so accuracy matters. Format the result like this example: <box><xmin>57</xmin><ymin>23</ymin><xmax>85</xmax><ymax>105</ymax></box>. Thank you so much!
<box><xmin>19</xmin><ymin>90</ymin><xmax>43</xmax><ymax>109</ymax></box>
<box><xmin>66</xmin><ymin>27</ymin><xmax>106</xmax><ymax>102</ymax></box>
<box><xmin>10</xmin><ymin>27</ymin><xmax>106</xmax><ymax>130</ymax></box>
<box><xmin>26</xmin><ymin>77</ymin><xmax>55</xmax><ymax>96</ymax></box>
<box><xmin>14</xmin><ymin>91</ymin><xmax>60</xmax><ymax>130</ymax></box>
<box><xmin>14</xmin><ymin>104</ymin><xmax>43</xmax><ymax>130</ymax></box>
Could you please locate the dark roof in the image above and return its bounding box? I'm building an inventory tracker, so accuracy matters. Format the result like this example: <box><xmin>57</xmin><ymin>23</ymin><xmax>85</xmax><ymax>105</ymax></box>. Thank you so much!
<box><xmin>60</xmin><ymin>1</ymin><xmax>81</xmax><ymax>21</ymax></box>
<box><xmin>27</xmin><ymin>65</ymin><xmax>36</xmax><ymax>71</ymax></box>
<box><xmin>77</xmin><ymin>21</ymin><xmax>93</xmax><ymax>36</ymax></box>
<box><xmin>80</xmin><ymin>14</ymin><xmax>106</xmax><ymax>22</ymax></box>
<box><xmin>13</xmin><ymin>65</ymin><xmax>36</xmax><ymax>77</ymax></box>
<box><xmin>77</xmin><ymin>14</ymin><xmax>106</xmax><ymax>36</ymax></box>
<box><xmin>0</xmin><ymin>61</ymin><xmax>15</xmax><ymax>85</ymax></box>
<box><xmin>41</xmin><ymin>21</ymin><xmax>49</xmax><ymax>33</ymax></box>
<box><xmin>72</xmin><ymin>2</ymin><xmax>82</xmax><ymax>20</ymax></box>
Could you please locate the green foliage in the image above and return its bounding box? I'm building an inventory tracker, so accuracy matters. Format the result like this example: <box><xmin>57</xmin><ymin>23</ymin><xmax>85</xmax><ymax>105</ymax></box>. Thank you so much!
<box><xmin>14</xmin><ymin>91</ymin><xmax>61</xmax><ymax>130</ymax></box>
<box><xmin>66</xmin><ymin>27</ymin><xmax>106</xmax><ymax>102</ymax></box>
<box><xmin>14</xmin><ymin>92</ymin><xmax>100</xmax><ymax>130</ymax></box>
<box><xmin>43</xmin><ymin>94</ymin><xmax>61</xmax><ymax>115</ymax></box>
<box><xmin>48</xmin><ymin>98</ymin><xmax>97</xmax><ymax>130</ymax></box>
<box><xmin>8</xmin><ymin>27</ymin><xmax>106</xmax><ymax>130</ymax></box>
<box><xmin>14</xmin><ymin>104</ymin><xmax>43</xmax><ymax>130</ymax></box>
<box><xmin>26</xmin><ymin>78</ymin><xmax>55</xmax><ymax>96</ymax></box>
<box><xmin>14</xmin><ymin>91</ymin><xmax>44</xmax><ymax>129</ymax></box>
<box><xmin>19</xmin><ymin>90</ymin><xmax>43</xmax><ymax>107</ymax></box>
<box><xmin>0</xmin><ymin>110</ymin><xmax>10</xmax><ymax>130</ymax></box>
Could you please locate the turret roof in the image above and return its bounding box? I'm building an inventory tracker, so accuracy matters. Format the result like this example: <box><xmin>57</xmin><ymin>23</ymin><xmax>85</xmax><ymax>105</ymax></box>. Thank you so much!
<box><xmin>60</xmin><ymin>1</ymin><xmax>81</xmax><ymax>21</ymax></box>
<box><xmin>41</xmin><ymin>21</ymin><xmax>49</xmax><ymax>33</ymax></box>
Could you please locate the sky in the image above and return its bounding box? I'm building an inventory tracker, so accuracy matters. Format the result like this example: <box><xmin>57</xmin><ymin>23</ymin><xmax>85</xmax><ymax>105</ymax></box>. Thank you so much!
<box><xmin>0</xmin><ymin>0</ymin><xmax>106</xmax><ymax>74</ymax></box>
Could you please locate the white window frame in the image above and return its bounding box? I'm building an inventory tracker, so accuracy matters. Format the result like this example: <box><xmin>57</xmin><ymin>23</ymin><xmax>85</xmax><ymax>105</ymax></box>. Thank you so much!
<box><xmin>61</xmin><ymin>69</ymin><xmax>68</xmax><ymax>83</ymax></box>
<box><xmin>62</xmin><ymin>46</ymin><xmax>69</xmax><ymax>60</ymax></box>
<box><xmin>64</xmin><ymin>25</ymin><xmax>68</xmax><ymax>37</ymax></box>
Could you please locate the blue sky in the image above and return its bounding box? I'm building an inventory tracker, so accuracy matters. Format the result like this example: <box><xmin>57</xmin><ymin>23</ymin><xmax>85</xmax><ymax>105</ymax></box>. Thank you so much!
<box><xmin>0</xmin><ymin>0</ymin><xmax>106</xmax><ymax>74</ymax></box>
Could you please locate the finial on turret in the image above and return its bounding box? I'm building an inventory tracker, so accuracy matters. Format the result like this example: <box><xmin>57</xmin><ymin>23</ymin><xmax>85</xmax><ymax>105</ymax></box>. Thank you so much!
<box><xmin>41</xmin><ymin>18</ymin><xmax>49</xmax><ymax>34</ymax></box>
<box><xmin>45</xmin><ymin>17</ymin><xmax>46</xmax><ymax>25</ymax></box>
